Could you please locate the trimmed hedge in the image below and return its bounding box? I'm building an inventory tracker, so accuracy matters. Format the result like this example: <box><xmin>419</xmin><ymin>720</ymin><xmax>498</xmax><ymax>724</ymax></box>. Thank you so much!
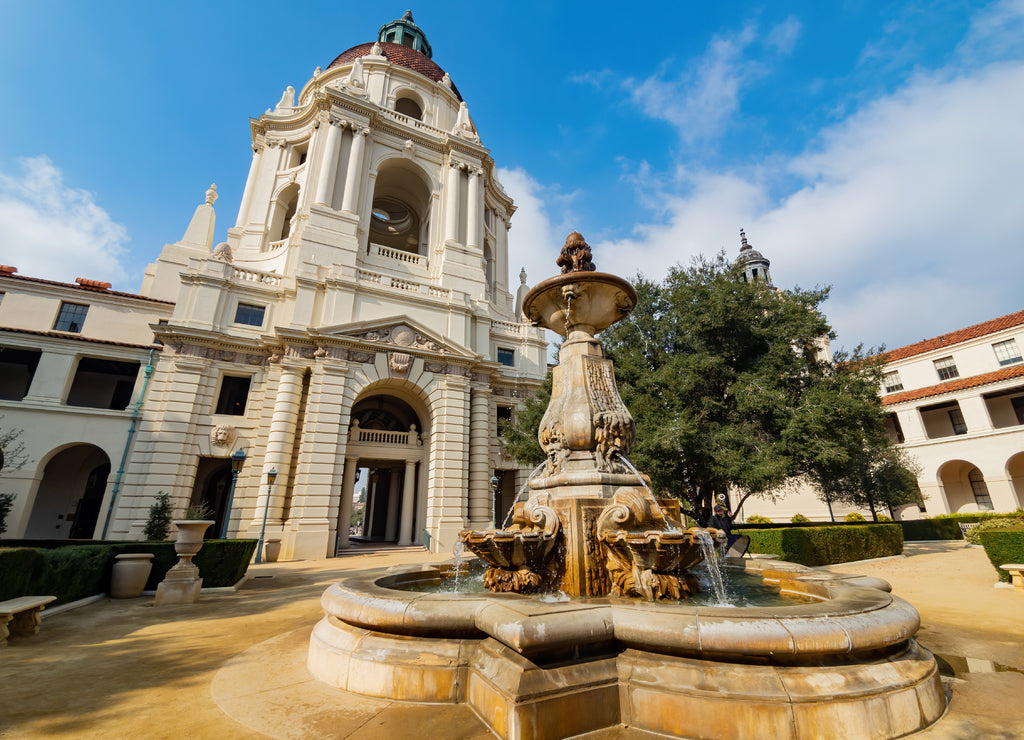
<box><xmin>898</xmin><ymin>519</ymin><xmax>963</xmax><ymax>541</ymax></box>
<box><xmin>744</xmin><ymin>523</ymin><xmax>903</xmax><ymax>566</ymax></box>
<box><xmin>0</xmin><ymin>539</ymin><xmax>257</xmax><ymax>603</ymax></box>
<box><xmin>978</xmin><ymin>527</ymin><xmax>1024</xmax><ymax>583</ymax></box>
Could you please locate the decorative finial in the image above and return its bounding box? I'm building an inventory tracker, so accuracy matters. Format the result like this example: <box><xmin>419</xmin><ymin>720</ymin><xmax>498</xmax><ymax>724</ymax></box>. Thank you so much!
<box><xmin>739</xmin><ymin>228</ymin><xmax>750</xmax><ymax>251</ymax></box>
<box><xmin>371</xmin><ymin>41</ymin><xmax>383</xmax><ymax>56</ymax></box>
<box><xmin>556</xmin><ymin>231</ymin><xmax>596</xmax><ymax>274</ymax></box>
<box><xmin>402</xmin><ymin>10</ymin><xmax>414</xmax><ymax>21</ymax></box>
<box><xmin>519</xmin><ymin>267</ymin><xmax>527</xmax><ymax>285</ymax></box>
<box><xmin>205</xmin><ymin>183</ymin><xmax>218</xmax><ymax>206</ymax></box>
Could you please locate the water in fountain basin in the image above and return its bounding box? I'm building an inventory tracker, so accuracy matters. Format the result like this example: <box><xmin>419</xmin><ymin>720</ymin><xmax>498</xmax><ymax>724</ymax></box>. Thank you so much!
<box><xmin>614</xmin><ymin>453</ymin><xmax>676</xmax><ymax>531</ymax></box>
<box><xmin>499</xmin><ymin>462</ymin><xmax>547</xmax><ymax>530</ymax></box>
<box><xmin>696</xmin><ymin>531</ymin><xmax>728</xmax><ymax>605</ymax></box>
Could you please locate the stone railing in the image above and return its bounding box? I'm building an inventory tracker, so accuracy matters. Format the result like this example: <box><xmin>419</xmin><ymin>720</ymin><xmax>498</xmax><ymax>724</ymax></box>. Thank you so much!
<box><xmin>233</xmin><ymin>267</ymin><xmax>282</xmax><ymax>286</ymax></box>
<box><xmin>492</xmin><ymin>320</ymin><xmax>524</xmax><ymax>336</ymax></box>
<box><xmin>356</xmin><ymin>269</ymin><xmax>450</xmax><ymax>300</ymax></box>
<box><xmin>351</xmin><ymin>423</ymin><xmax>421</xmax><ymax>446</ymax></box>
<box><xmin>377</xmin><ymin>108</ymin><xmax>447</xmax><ymax>137</ymax></box>
<box><xmin>371</xmin><ymin>243</ymin><xmax>427</xmax><ymax>267</ymax></box>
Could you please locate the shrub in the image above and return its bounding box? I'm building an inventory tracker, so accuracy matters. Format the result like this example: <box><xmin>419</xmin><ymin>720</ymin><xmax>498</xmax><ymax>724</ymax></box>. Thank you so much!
<box><xmin>0</xmin><ymin>548</ymin><xmax>44</xmax><ymax>601</ymax></box>
<box><xmin>746</xmin><ymin>515</ymin><xmax>772</xmax><ymax>524</ymax></box>
<box><xmin>899</xmin><ymin>519</ymin><xmax>963</xmax><ymax>541</ymax></box>
<box><xmin>978</xmin><ymin>527</ymin><xmax>1024</xmax><ymax>582</ymax></box>
<box><xmin>844</xmin><ymin>512</ymin><xmax>866</xmax><ymax>522</ymax></box>
<box><xmin>877</xmin><ymin>514</ymin><xmax>892</xmax><ymax>522</ymax></box>
<box><xmin>0</xmin><ymin>493</ymin><xmax>15</xmax><ymax>537</ymax></box>
<box><xmin>745</xmin><ymin>523</ymin><xmax>903</xmax><ymax>566</ymax></box>
<box><xmin>143</xmin><ymin>492</ymin><xmax>173</xmax><ymax>541</ymax></box>
<box><xmin>117</xmin><ymin>539</ymin><xmax>257</xmax><ymax>589</ymax></box>
<box><xmin>182</xmin><ymin>501</ymin><xmax>214</xmax><ymax>520</ymax></box>
<box><xmin>32</xmin><ymin>546</ymin><xmax>115</xmax><ymax>605</ymax></box>
<box><xmin>790</xmin><ymin>513</ymin><xmax>810</xmax><ymax>524</ymax></box>
<box><xmin>966</xmin><ymin>516</ymin><xmax>1024</xmax><ymax>545</ymax></box>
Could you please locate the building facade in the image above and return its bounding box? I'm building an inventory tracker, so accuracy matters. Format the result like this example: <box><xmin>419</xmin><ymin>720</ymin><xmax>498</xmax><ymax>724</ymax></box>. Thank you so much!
<box><xmin>0</xmin><ymin>13</ymin><xmax>548</xmax><ymax>557</ymax></box>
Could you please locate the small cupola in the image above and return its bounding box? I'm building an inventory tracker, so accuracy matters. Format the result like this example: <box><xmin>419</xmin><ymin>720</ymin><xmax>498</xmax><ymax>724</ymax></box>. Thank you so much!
<box><xmin>735</xmin><ymin>229</ymin><xmax>773</xmax><ymax>286</ymax></box>
<box><xmin>378</xmin><ymin>10</ymin><xmax>432</xmax><ymax>57</ymax></box>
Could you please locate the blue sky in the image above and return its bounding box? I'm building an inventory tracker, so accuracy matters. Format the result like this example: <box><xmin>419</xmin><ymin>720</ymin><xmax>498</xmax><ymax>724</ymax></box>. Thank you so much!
<box><xmin>1</xmin><ymin>1</ymin><xmax>1022</xmax><ymax>351</ymax></box>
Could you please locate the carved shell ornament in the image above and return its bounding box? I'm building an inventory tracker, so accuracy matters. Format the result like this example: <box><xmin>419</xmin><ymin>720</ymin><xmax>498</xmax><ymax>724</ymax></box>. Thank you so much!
<box><xmin>210</xmin><ymin>424</ymin><xmax>237</xmax><ymax>448</ymax></box>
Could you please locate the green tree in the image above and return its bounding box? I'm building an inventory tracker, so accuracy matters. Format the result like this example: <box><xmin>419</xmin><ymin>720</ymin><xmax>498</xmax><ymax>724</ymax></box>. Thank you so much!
<box><xmin>593</xmin><ymin>254</ymin><xmax>913</xmax><ymax>526</ymax></box>
<box><xmin>0</xmin><ymin>418</ymin><xmax>29</xmax><ymax>536</ymax></box>
<box><xmin>500</xmin><ymin>369</ymin><xmax>551</xmax><ymax>469</ymax></box>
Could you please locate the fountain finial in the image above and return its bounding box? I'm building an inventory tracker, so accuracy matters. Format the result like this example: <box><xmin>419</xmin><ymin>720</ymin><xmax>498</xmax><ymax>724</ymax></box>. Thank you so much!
<box><xmin>556</xmin><ymin>231</ymin><xmax>596</xmax><ymax>274</ymax></box>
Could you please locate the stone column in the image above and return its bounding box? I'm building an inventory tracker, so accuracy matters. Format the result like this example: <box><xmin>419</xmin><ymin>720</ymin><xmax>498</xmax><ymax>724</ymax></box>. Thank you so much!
<box><xmin>399</xmin><ymin>459</ymin><xmax>417</xmax><ymax>546</ymax></box>
<box><xmin>341</xmin><ymin>126</ymin><xmax>368</xmax><ymax>214</ymax></box>
<box><xmin>959</xmin><ymin>396</ymin><xmax>994</xmax><ymax>432</ymax></box>
<box><xmin>314</xmin><ymin>119</ymin><xmax>344</xmax><ymax>206</ymax></box>
<box><xmin>468</xmin><ymin>386</ymin><xmax>492</xmax><ymax>527</ymax></box>
<box><xmin>466</xmin><ymin>168</ymin><xmax>482</xmax><ymax>250</ymax></box>
<box><xmin>255</xmin><ymin>362</ymin><xmax>304</xmax><ymax>526</ymax></box>
<box><xmin>444</xmin><ymin>160</ymin><xmax>460</xmax><ymax>242</ymax></box>
<box><xmin>385</xmin><ymin>469</ymin><xmax>401</xmax><ymax>541</ymax></box>
<box><xmin>337</xmin><ymin>455</ymin><xmax>358</xmax><ymax>550</ymax></box>
<box><xmin>235</xmin><ymin>144</ymin><xmax>264</xmax><ymax>227</ymax></box>
<box><xmin>895</xmin><ymin>408</ymin><xmax>928</xmax><ymax>443</ymax></box>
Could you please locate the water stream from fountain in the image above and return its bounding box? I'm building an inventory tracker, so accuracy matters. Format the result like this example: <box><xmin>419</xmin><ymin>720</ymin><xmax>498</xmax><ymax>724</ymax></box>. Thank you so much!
<box><xmin>450</xmin><ymin>540</ymin><xmax>465</xmax><ymax>593</ymax></box>
<box><xmin>696</xmin><ymin>531</ymin><xmax>728</xmax><ymax>605</ymax></box>
<box><xmin>499</xmin><ymin>462</ymin><xmax>547</xmax><ymax>530</ymax></box>
<box><xmin>614</xmin><ymin>453</ymin><xmax>676</xmax><ymax>530</ymax></box>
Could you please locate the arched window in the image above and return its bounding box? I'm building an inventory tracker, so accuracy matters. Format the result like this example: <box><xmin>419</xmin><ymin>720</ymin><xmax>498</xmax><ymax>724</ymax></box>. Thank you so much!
<box><xmin>267</xmin><ymin>183</ymin><xmax>300</xmax><ymax>246</ymax></box>
<box><xmin>368</xmin><ymin>160</ymin><xmax>432</xmax><ymax>255</ymax></box>
<box><xmin>968</xmin><ymin>468</ymin><xmax>994</xmax><ymax>510</ymax></box>
<box><xmin>395</xmin><ymin>96</ymin><xmax>423</xmax><ymax>121</ymax></box>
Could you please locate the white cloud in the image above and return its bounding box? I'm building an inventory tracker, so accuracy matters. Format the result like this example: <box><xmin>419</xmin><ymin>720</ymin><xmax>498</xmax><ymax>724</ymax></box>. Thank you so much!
<box><xmin>0</xmin><ymin>157</ymin><xmax>130</xmax><ymax>283</ymax></box>
<box><xmin>597</xmin><ymin>54</ymin><xmax>1024</xmax><ymax>350</ymax></box>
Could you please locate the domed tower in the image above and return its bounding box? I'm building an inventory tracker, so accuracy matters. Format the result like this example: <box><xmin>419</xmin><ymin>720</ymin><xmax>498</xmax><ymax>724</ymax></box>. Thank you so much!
<box><xmin>735</xmin><ymin>229</ymin><xmax>773</xmax><ymax>286</ymax></box>
<box><xmin>132</xmin><ymin>13</ymin><xmax>548</xmax><ymax>560</ymax></box>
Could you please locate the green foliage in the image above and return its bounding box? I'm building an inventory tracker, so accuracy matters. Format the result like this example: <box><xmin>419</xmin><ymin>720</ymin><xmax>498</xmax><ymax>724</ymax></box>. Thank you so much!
<box><xmin>898</xmin><ymin>518</ymin><xmax>963</xmax><ymax>541</ymax></box>
<box><xmin>790</xmin><ymin>513</ymin><xmax>810</xmax><ymax>523</ymax></box>
<box><xmin>977</xmin><ymin>528</ymin><xmax>1024</xmax><ymax>582</ymax></box>
<box><xmin>745</xmin><ymin>514</ymin><xmax>772</xmax><ymax>524</ymax></box>
<box><xmin>32</xmin><ymin>546</ymin><xmax>114</xmax><ymax>605</ymax></box>
<box><xmin>143</xmin><ymin>492</ymin><xmax>173</xmax><ymax>541</ymax></box>
<box><xmin>0</xmin><ymin>417</ymin><xmax>29</xmax><ymax>473</ymax></box>
<box><xmin>118</xmin><ymin>539</ymin><xmax>257</xmax><ymax>589</ymax></box>
<box><xmin>0</xmin><ymin>548</ymin><xmax>44</xmax><ymax>600</ymax></box>
<box><xmin>844</xmin><ymin>512</ymin><xmax>866</xmax><ymax>522</ymax></box>
<box><xmin>0</xmin><ymin>492</ymin><xmax>15</xmax><ymax>537</ymax></box>
<box><xmin>183</xmin><ymin>501</ymin><xmax>214</xmax><ymax>520</ymax></box>
<box><xmin>501</xmin><ymin>368</ymin><xmax>552</xmax><ymax>468</ymax></box>
<box><xmin>745</xmin><ymin>523</ymin><xmax>903</xmax><ymax>566</ymax></box>
<box><xmin>877</xmin><ymin>514</ymin><xmax>892</xmax><ymax>522</ymax></box>
<box><xmin>966</xmin><ymin>516</ymin><xmax>1024</xmax><ymax>545</ymax></box>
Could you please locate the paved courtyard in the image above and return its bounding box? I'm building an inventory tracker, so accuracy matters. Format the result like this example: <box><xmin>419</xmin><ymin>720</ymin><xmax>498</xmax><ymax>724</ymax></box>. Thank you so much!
<box><xmin>0</xmin><ymin>541</ymin><xmax>1021</xmax><ymax>739</ymax></box>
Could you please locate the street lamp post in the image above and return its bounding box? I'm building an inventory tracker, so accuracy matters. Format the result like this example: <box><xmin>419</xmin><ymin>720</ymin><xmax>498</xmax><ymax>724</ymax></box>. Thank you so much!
<box><xmin>255</xmin><ymin>467</ymin><xmax>277</xmax><ymax>564</ymax></box>
<box><xmin>219</xmin><ymin>448</ymin><xmax>247</xmax><ymax>539</ymax></box>
<box><xmin>490</xmin><ymin>473</ymin><xmax>501</xmax><ymax>527</ymax></box>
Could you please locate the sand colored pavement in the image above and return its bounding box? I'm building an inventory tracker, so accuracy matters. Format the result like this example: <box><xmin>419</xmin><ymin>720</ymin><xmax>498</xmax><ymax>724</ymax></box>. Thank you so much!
<box><xmin>0</xmin><ymin>541</ymin><xmax>1021</xmax><ymax>739</ymax></box>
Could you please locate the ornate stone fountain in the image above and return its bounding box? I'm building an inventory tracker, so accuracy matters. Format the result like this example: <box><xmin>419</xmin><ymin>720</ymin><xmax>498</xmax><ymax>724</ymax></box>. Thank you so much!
<box><xmin>461</xmin><ymin>232</ymin><xmax>719</xmax><ymax>600</ymax></box>
<box><xmin>307</xmin><ymin>233</ymin><xmax>946</xmax><ymax>740</ymax></box>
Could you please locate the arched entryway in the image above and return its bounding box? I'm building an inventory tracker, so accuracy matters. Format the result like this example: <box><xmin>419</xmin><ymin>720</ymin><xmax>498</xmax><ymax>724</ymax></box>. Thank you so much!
<box><xmin>190</xmin><ymin>457</ymin><xmax>234</xmax><ymax>538</ymax></box>
<box><xmin>24</xmin><ymin>444</ymin><xmax>111</xmax><ymax>539</ymax></box>
<box><xmin>1006</xmin><ymin>452</ymin><xmax>1024</xmax><ymax>509</ymax></box>
<box><xmin>338</xmin><ymin>389</ymin><xmax>429</xmax><ymax>550</ymax></box>
<box><xmin>937</xmin><ymin>459</ymin><xmax>994</xmax><ymax>513</ymax></box>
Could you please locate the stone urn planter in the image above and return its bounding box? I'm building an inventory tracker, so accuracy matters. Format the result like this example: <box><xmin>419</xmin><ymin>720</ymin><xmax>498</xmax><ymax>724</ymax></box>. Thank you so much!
<box><xmin>110</xmin><ymin>553</ymin><xmax>154</xmax><ymax>598</ymax></box>
<box><xmin>263</xmin><ymin>538</ymin><xmax>282</xmax><ymax>563</ymax></box>
<box><xmin>155</xmin><ymin>519</ymin><xmax>214</xmax><ymax>606</ymax></box>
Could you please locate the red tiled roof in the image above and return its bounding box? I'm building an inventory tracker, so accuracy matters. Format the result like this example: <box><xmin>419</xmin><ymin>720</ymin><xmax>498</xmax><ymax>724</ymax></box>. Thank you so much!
<box><xmin>326</xmin><ymin>42</ymin><xmax>463</xmax><ymax>101</ymax></box>
<box><xmin>0</xmin><ymin>326</ymin><xmax>160</xmax><ymax>350</ymax></box>
<box><xmin>879</xmin><ymin>309</ymin><xmax>1024</xmax><ymax>362</ymax></box>
<box><xmin>881</xmin><ymin>363</ymin><xmax>1024</xmax><ymax>406</ymax></box>
<box><xmin>0</xmin><ymin>273</ymin><xmax>175</xmax><ymax>305</ymax></box>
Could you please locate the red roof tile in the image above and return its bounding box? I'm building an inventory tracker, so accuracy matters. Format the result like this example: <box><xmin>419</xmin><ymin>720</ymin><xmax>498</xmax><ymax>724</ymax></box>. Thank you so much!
<box><xmin>879</xmin><ymin>309</ymin><xmax>1024</xmax><ymax>362</ymax></box>
<box><xmin>0</xmin><ymin>273</ymin><xmax>175</xmax><ymax>305</ymax></box>
<box><xmin>326</xmin><ymin>42</ymin><xmax>463</xmax><ymax>101</ymax></box>
<box><xmin>881</xmin><ymin>363</ymin><xmax>1024</xmax><ymax>406</ymax></box>
<box><xmin>0</xmin><ymin>326</ymin><xmax>160</xmax><ymax>350</ymax></box>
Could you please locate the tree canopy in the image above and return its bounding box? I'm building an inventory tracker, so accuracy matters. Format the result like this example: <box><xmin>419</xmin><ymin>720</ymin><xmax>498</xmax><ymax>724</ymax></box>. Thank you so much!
<box><xmin>502</xmin><ymin>254</ymin><xmax>918</xmax><ymax>525</ymax></box>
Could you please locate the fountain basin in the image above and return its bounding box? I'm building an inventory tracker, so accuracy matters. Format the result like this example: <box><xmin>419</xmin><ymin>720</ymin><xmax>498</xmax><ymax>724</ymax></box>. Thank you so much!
<box><xmin>308</xmin><ymin>556</ymin><xmax>944</xmax><ymax>739</ymax></box>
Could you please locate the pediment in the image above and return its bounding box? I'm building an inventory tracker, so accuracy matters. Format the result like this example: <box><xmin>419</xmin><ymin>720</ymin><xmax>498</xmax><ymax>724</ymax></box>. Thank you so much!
<box><xmin>315</xmin><ymin>316</ymin><xmax>475</xmax><ymax>359</ymax></box>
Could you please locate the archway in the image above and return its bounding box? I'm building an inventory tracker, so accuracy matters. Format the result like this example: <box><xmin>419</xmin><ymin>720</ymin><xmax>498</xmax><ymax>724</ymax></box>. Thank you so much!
<box><xmin>936</xmin><ymin>459</ymin><xmax>993</xmax><ymax>513</ymax></box>
<box><xmin>1006</xmin><ymin>452</ymin><xmax>1024</xmax><ymax>508</ymax></box>
<box><xmin>190</xmin><ymin>457</ymin><xmax>234</xmax><ymax>538</ymax></box>
<box><xmin>368</xmin><ymin>159</ymin><xmax>432</xmax><ymax>255</ymax></box>
<box><xmin>24</xmin><ymin>444</ymin><xmax>111</xmax><ymax>539</ymax></box>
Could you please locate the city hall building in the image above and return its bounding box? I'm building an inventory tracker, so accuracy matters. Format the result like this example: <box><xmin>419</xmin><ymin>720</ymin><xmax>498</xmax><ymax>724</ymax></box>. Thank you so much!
<box><xmin>0</xmin><ymin>12</ymin><xmax>547</xmax><ymax>557</ymax></box>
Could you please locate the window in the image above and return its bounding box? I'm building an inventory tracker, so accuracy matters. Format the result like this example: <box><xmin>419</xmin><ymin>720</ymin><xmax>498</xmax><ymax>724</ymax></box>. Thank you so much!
<box><xmin>234</xmin><ymin>303</ymin><xmax>265</xmax><ymax>327</ymax></box>
<box><xmin>395</xmin><ymin>97</ymin><xmax>423</xmax><ymax>120</ymax></box>
<box><xmin>53</xmin><ymin>302</ymin><xmax>89</xmax><ymax>333</ymax></box>
<box><xmin>496</xmin><ymin>405</ymin><xmax>512</xmax><ymax>438</ymax></box>
<box><xmin>881</xmin><ymin>371</ymin><xmax>904</xmax><ymax>393</ymax></box>
<box><xmin>968</xmin><ymin>468</ymin><xmax>994</xmax><ymax>510</ymax></box>
<box><xmin>933</xmin><ymin>356</ymin><xmax>959</xmax><ymax>381</ymax></box>
<box><xmin>215</xmin><ymin>376</ymin><xmax>251</xmax><ymax>415</ymax></box>
<box><xmin>497</xmin><ymin>348</ymin><xmax>514</xmax><ymax>367</ymax></box>
<box><xmin>948</xmin><ymin>408</ymin><xmax>968</xmax><ymax>435</ymax></box>
<box><xmin>993</xmin><ymin>338</ymin><xmax>1023</xmax><ymax>366</ymax></box>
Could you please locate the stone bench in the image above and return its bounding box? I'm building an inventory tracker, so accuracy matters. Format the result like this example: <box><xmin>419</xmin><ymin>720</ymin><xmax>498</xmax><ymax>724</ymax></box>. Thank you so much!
<box><xmin>959</xmin><ymin>522</ymin><xmax>980</xmax><ymax>537</ymax></box>
<box><xmin>0</xmin><ymin>596</ymin><xmax>57</xmax><ymax>647</ymax></box>
<box><xmin>1000</xmin><ymin>564</ymin><xmax>1024</xmax><ymax>591</ymax></box>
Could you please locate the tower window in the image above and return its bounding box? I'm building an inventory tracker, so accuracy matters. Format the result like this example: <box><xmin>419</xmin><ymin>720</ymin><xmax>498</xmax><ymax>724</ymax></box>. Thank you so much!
<box><xmin>497</xmin><ymin>348</ymin><xmax>514</xmax><ymax>367</ymax></box>
<box><xmin>993</xmin><ymin>338</ymin><xmax>1022</xmax><ymax>366</ymax></box>
<box><xmin>234</xmin><ymin>303</ymin><xmax>266</xmax><ymax>327</ymax></box>
<box><xmin>395</xmin><ymin>97</ymin><xmax>423</xmax><ymax>121</ymax></box>
<box><xmin>53</xmin><ymin>302</ymin><xmax>89</xmax><ymax>333</ymax></box>
<box><xmin>933</xmin><ymin>356</ymin><xmax>959</xmax><ymax>381</ymax></box>
<box><xmin>216</xmin><ymin>375</ymin><xmax>251</xmax><ymax>416</ymax></box>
